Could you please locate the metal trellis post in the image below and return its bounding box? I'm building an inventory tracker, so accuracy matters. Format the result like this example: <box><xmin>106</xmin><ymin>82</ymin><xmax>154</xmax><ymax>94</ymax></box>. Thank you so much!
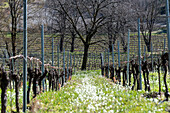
<box><xmin>151</xmin><ymin>42</ymin><xmax>153</xmax><ymax>71</ymax></box>
<box><xmin>57</xmin><ymin>45</ymin><xmax>60</xmax><ymax>74</ymax></box>
<box><xmin>94</xmin><ymin>53</ymin><xmax>96</xmax><ymax>70</ymax></box>
<box><xmin>105</xmin><ymin>49</ymin><xmax>107</xmax><ymax>63</ymax></box>
<box><xmin>166</xmin><ymin>0</ymin><xmax>170</xmax><ymax>71</ymax></box>
<box><xmin>74</xmin><ymin>54</ymin><xmax>75</xmax><ymax>73</ymax></box>
<box><xmin>144</xmin><ymin>46</ymin><xmax>146</xmax><ymax>61</ymax></box>
<box><xmin>112</xmin><ymin>44</ymin><xmax>114</xmax><ymax>79</ymax></box>
<box><xmin>127</xmin><ymin>29</ymin><xmax>130</xmax><ymax>84</ymax></box>
<box><xmin>52</xmin><ymin>37</ymin><xmax>54</xmax><ymax>66</ymax></box>
<box><xmin>63</xmin><ymin>49</ymin><xmax>65</xmax><ymax>84</ymax></box>
<box><xmin>70</xmin><ymin>53</ymin><xmax>72</xmax><ymax>68</ymax></box>
<box><xmin>118</xmin><ymin>40</ymin><xmax>120</xmax><ymax>67</ymax></box>
<box><xmin>23</xmin><ymin>0</ymin><xmax>27</xmax><ymax>112</ymax></box>
<box><xmin>112</xmin><ymin>44</ymin><xmax>114</xmax><ymax>69</ymax></box>
<box><xmin>138</xmin><ymin>18</ymin><xmax>142</xmax><ymax>90</ymax></box>
<box><xmin>67</xmin><ymin>51</ymin><xmax>69</xmax><ymax>80</ymax></box>
<box><xmin>57</xmin><ymin>45</ymin><xmax>60</xmax><ymax>85</ymax></box>
<box><xmin>12</xmin><ymin>52</ymin><xmax>14</xmax><ymax>89</ymax></box>
<box><xmin>41</xmin><ymin>25</ymin><xmax>45</xmax><ymax>92</ymax></box>
<box><xmin>108</xmin><ymin>49</ymin><xmax>110</xmax><ymax>78</ymax></box>
<box><xmin>164</xmin><ymin>38</ymin><xmax>166</xmax><ymax>54</ymax></box>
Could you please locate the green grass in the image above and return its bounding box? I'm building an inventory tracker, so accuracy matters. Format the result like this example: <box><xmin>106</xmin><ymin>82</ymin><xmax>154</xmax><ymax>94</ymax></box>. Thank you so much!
<box><xmin>146</xmin><ymin>71</ymin><xmax>170</xmax><ymax>93</ymax></box>
<box><xmin>0</xmin><ymin>82</ymin><xmax>34</xmax><ymax>112</ymax></box>
<box><xmin>0</xmin><ymin>70</ymin><xmax>169</xmax><ymax>112</ymax></box>
<box><xmin>29</xmin><ymin>70</ymin><xmax>170</xmax><ymax>113</ymax></box>
<box><xmin>0</xmin><ymin>88</ymin><xmax>25</xmax><ymax>112</ymax></box>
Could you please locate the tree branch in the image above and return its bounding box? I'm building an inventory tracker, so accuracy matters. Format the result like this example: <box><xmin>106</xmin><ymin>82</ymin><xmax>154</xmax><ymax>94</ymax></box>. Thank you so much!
<box><xmin>57</xmin><ymin>0</ymin><xmax>86</xmax><ymax>44</ymax></box>
<box><xmin>89</xmin><ymin>40</ymin><xmax>105</xmax><ymax>45</ymax></box>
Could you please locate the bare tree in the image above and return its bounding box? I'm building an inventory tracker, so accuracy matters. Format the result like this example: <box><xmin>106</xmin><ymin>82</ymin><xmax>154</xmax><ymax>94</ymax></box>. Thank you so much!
<box><xmin>56</xmin><ymin>0</ymin><xmax>116</xmax><ymax>70</ymax></box>
<box><xmin>132</xmin><ymin>0</ymin><xmax>163</xmax><ymax>52</ymax></box>
<box><xmin>0</xmin><ymin>0</ymin><xmax>45</xmax><ymax>58</ymax></box>
<box><xmin>0</xmin><ymin>1</ymin><xmax>13</xmax><ymax>57</ymax></box>
<box><xmin>68</xmin><ymin>25</ymin><xmax>77</xmax><ymax>52</ymax></box>
<box><xmin>8</xmin><ymin>0</ymin><xmax>23</xmax><ymax>57</ymax></box>
<box><xmin>45</xmin><ymin>0</ymin><xmax>67</xmax><ymax>52</ymax></box>
<box><xmin>58</xmin><ymin>9</ymin><xmax>67</xmax><ymax>52</ymax></box>
<box><xmin>102</xmin><ymin>1</ymin><xmax>136</xmax><ymax>52</ymax></box>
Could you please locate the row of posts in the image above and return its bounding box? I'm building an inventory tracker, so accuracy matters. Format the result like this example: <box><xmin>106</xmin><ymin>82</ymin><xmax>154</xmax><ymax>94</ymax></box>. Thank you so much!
<box><xmin>22</xmin><ymin>0</ymin><xmax>170</xmax><ymax>112</ymax></box>
<box><xmin>101</xmin><ymin>19</ymin><xmax>168</xmax><ymax>90</ymax></box>
<box><xmin>101</xmin><ymin>32</ymin><xmax>131</xmax><ymax>85</ymax></box>
<box><xmin>22</xmin><ymin>23</ymin><xmax>168</xmax><ymax>113</ymax></box>
<box><xmin>27</xmin><ymin>20</ymin><xmax>167</xmax><ymax>103</ymax></box>
<box><xmin>101</xmin><ymin>20</ymin><xmax>151</xmax><ymax>90</ymax></box>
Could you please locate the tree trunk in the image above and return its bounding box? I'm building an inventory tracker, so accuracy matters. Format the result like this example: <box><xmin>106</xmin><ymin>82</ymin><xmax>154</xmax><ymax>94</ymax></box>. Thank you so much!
<box><xmin>11</xmin><ymin>15</ymin><xmax>17</xmax><ymax>57</ymax></box>
<box><xmin>27</xmin><ymin>69</ymin><xmax>33</xmax><ymax>104</ymax></box>
<box><xmin>15</xmin><ymin>77</ymin><xmax>19</xmax><ymax>112</ymax></box>
<box><xmin>109</xmin><ymin>36</ymin><xmax>112</xmax><ymax>52</ymax></box>
<box><xmin>1</xmin><ymin>71</ymin><xmax>9</xmax><ymax>113</ymax></box>
<box><xmin>70</xmin><ymin>32</ymin><xmax>75</xmax><ymax>52</ymax></box>
<box><xmin>146</xmin><ymin>44</ymin><xmax>151</xmax><ymax>52</ymax></box>
<box><xmin>120</xmin><ymin>36</ymin><xmax>127</xmax><ymax>52</ymax></box>
<box><xmin>59</xmin><ymin>11</ymin><xmax>66</xmax><ymax>53</ymax></box>
<box><xmin>112</xmin><ymin>32</ymin><xmax>118</xmax><ymax>49</ymax></box>
<box><xmin>81</xmin><ymin>44</ymin><xmax>89</xmax><ymax>70</ymax></box>
<box><xmin>163</xmin><ymin>64</ymin><xmax>169</xmax><ymax>100</ymax></box>
<box><xmin>146</xmin><ymin>70</ymin><xmax>151</xmax><ymax>92</ymax></box>
<box><xmin>108</xmin><ymin>23</ymin><xmax>113</xmax><ymax>52</ymax></box>
<box><xmin>143</xmin><ymin>71</ymin><xmax>147</xmax><ymax>91</ymax></box>
<box><xmin>60</xmin><ymin>34</ymin><xmax>64</xmax><ymax>52</ymax></box>
<box><xmin>157</xmin><ymin>65</ymin><xmax>161</xmax><ymax>95</ymax></box>
<box><xmin>144</xmin><ymin>31</ymin><xmax>151</xmax><ymax>52</ymax></box>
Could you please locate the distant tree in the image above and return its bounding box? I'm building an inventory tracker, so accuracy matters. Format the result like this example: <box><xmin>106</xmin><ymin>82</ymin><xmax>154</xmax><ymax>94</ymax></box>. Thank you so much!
<box><xmin>58</xmin><ymin>9</ymin><xmax>67</xmax><ymax>52</ymax></box>
<box><xmin>0</xmin><ymin>0</ymin><xmax>45</xmax><ymax>58</ymax></box>
<box><xmin>8</xmin><ymin>0</ymin><xmax>24</xmax><ymax>57</ymax></box>
<box><xmin>68</xmin><ymin>25</ymin><xmax>77</xmax><ymax>53</ymax></box>
<box><xmin>45</xmin><ymin>0</ymin><xmax>67</xmax><ymax>52</ymax></box>
<box><xmin>0</xmin><ymin>1</ymin><xmax>12</xmax><ymax>57</ymax></box>
<box><xmin>105</xmin><ymin>1</ymin><xmax>136</xmax><ymax>52</ymax></box>
<box><xmin>132</xmin><ymin>0</ymin><xmax>163</xmax><ymax>52</ymax></box>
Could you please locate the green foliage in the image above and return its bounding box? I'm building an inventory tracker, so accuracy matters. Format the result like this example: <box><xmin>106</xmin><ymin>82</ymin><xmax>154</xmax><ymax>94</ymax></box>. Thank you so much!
<box><xmin>0</xmin><ymin>88</ymin><xmax>25</xmax><ymax>112</ymax></box>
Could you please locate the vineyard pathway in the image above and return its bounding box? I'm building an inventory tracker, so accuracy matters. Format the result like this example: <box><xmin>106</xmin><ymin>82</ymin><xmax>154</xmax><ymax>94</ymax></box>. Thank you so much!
<box><xmin>32</xmin><ymin>70</ymin><xmax>167</xmax><ymax>112</ymax></box>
